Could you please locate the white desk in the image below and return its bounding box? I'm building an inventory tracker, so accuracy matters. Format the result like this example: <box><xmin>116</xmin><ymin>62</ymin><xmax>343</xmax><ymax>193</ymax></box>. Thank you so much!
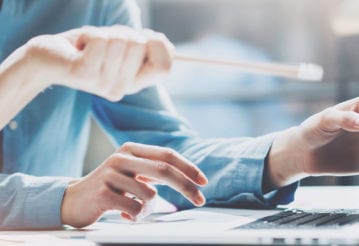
<box><xmin>0</xmin><ymin>186</ymin><xmax>358</xmax><ymax>245</ymax></box>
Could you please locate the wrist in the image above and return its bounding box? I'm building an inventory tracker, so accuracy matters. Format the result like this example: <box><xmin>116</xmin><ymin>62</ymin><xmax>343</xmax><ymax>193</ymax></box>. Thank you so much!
<box><xmin>61</xmin><ymin>178</ymin><xmax>80</xmax><ymax>226</ymax></box>
<box><xmin>266</xmin><ymin>126</ymin><xmax>308</xmax><ymax>189</ymax></box>
<box><xmin>22</xmin><ymin>43</ymin><xmax>54</xmax><ymax>89</ymax></box>
<box><xmin>0</xmin><ymin>45</ymin><xmax>49</xmax><ymax>128</ymax></box>
<box><xmin>0</xmin><ymin>44</ymin><xmax>50</xmax><ymax>92</ymax></box>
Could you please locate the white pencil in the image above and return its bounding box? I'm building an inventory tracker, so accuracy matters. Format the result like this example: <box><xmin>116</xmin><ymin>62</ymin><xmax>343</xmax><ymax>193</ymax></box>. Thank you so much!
<box><xmin>174</xmin><ymin>53</ymin><xmax>324</xmax><ymax>81</ymax></box>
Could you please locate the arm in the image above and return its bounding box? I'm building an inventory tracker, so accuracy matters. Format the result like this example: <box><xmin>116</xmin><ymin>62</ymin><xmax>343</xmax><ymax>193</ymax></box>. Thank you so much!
<box><xmin>0</xmin><ymin>0</ymin><xmax>191</xmax><ymax>228</ymax></box>
<box><xmin>0</xmin><ymin>45</ymin><xmax>47</xmax><ymax>129</ymax></box>
<box><xmin>97</xmin><ymin>1</ymin><xmax>359</xmax><ymax>210</ymax></box>
<box><xmin>0</xmin><ymin>173</ymin><xmax>71</xmax><ymax>229</ymax></box>
<box><xmin>0</xmin><ymin>29</ymin><xmax>204</xmax><ymax>228</ymax></box>
<box><xmin>92</xmin><ymin>0</ymin><xmax>298</xmax><ymax>210</ymax></box>
<box><xmin>0</xmin><ymin>23</ymin><xmax>174</xmax><ymax>130</ymax></box>
<box><xmin>92</xmin><ymin>86</ymin><xmax>297</xmax><ymax>210</ymax></box>
<box><xmin>0</xmin><ymin>38</ymin><xmax>205</xmax><ymax>229</ymax></box>
<box><xmin>266</xmin><ymin>99</ymin><xmax>359</xmax><ymax>191</ymax></box>
<box><xmin>93</xmin><ymin>82</ymin><xmax>359</xmax><ymax>210</ymax></box>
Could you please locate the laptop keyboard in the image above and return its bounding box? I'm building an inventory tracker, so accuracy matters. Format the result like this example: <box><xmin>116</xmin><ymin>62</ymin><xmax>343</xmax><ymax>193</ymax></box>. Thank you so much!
<box><xmin>236</xmin><ymin>209</ymin><xmax>359</xmax><ymax>229</ymax></box>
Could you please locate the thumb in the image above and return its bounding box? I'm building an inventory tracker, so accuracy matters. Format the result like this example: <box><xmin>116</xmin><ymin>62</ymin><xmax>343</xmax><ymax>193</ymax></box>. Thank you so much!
<box><xmin>57</xmin><ymin>27</ymin><xmax>97</xmax><ymax>51</ymax></box>
<box><xmin>57</xmin><ymin>28</ymin><xmax>82</xmax><ymax>49</ymax></box>
<box><xmin>299</xmin><ymin>108</ymin><xmax>359</xmax><ymax>150</ymax></box>
<box><xmin>58</xmin><ymin>26</ymin><xmax>109</xmax><ymax>51</ymax></box>
<box><xmin>318</xmin><ymin>108</ymin><xmax>359</xmax><ymax>133</ymax></box>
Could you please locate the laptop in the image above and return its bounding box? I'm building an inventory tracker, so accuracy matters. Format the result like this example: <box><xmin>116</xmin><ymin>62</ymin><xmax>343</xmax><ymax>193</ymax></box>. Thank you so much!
<box><xmin>86</xmin><ymin>186</ymin><xmax>359</xmax><ymax>245</ymax></box>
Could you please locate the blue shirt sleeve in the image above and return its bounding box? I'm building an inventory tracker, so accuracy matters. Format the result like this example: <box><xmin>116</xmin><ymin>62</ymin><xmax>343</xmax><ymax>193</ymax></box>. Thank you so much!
<box><xmin>0</xmin><ymin>0</ymin><xmax>142</xmax><ymax>229</ymax></box>
<box><xmin>103</xmin><ymin>0</ymin><xmax>142</xmax><ymax>29</ymax></box>
<box><xmin>0</xmin><ymin>0</ymin><xmax>297</xmax><ymax>229</ymax></box>
<box><xmin>92</xmin><ymin>85</ymin><xmax>298</xmax><ymax>210</ymax></box>
<box><xmin>93</xmin><ymin>0</ymin><xmax>299</xmax><ymax>210</ymax></box>
<box><xmin>0</xmin><ymin>173</ymin><xmax>71</xmax><ymax>228</ymax></box>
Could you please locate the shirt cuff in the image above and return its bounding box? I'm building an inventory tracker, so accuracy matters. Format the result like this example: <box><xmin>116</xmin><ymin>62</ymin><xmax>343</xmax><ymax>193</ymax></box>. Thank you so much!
<box><xmin>232</xmin><ymin>132</ymin><xmax>299</xmax><ymax>208</ymax></box>
<box><xmin>24</xmin><ymin>177</ymin><xmax>71</xmax><ymax>228</ymax></box>
<box><xmin>263</xmin><ymin>181</ymin><xmax>299</xmax><ymax>207</ymax></box>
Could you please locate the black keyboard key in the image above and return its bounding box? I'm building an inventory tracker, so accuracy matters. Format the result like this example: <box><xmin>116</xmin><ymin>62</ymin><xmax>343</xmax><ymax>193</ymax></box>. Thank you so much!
<box><xmin>320</xmin><ymin>214</ymin><xmax>359</xmax><ymax>227</ymax></box>
<box><xmin>276</xmin><ymin>213</ymin><xmax>312</xmax><ymax>225</ymax></box>
<box><xmin>234</xmin><ymin>209</ymin><xmax>359</xmax><ymax>230</ymax></box>
<box><xmin>314</xmin><ymin>214</ymin><xmax>347</xmax><ymax>227</ymax></box>
<box><xmin>261</xmin><ymin>210</ymin><xmax>296</xmax><ymax>222</ymax></box>
<box><xmin>294</xmin><ymin>213</ymin><xmax>330</xmax><ymax>226</ymax></box>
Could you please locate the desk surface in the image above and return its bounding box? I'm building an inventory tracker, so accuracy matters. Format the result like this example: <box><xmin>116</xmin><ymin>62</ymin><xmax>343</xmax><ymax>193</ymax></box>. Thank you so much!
<box><xmin>0</xmin><ymin>186</ymin><xmax>358</xmax><ymax>245</ymax></box>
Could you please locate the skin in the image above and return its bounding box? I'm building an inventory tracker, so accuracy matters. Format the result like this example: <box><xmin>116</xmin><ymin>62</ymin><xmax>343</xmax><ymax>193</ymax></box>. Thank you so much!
<box><xmin>61</xmin><ymin>142</ymin><xmax>208</xmax><ymax>228</ymax></box>
<box><xmin>265</xmin><ymin>98</ymin><xmax>359</xmax><ymax>192</ymax></box>
<box><xmin>0</xmin><ymin>25</ymin><xmax>207</xmax><ymax>228</ymax></box>
<box><xmin>0</xmin><ymin>25</ymin><xmax>358</xmax><ymax>228</ymax></box>
<box><xmin>0</xmin><ymin>25</ymin><xmax>174</xmax><ymax>129</ymax></box>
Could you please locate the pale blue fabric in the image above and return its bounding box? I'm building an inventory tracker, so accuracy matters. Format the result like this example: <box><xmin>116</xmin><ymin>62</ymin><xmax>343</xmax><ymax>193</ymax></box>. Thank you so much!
<box><xmin>0</xmin><ymin>0</ymin><xmax>297</xmax><ymax>228</ymax></box>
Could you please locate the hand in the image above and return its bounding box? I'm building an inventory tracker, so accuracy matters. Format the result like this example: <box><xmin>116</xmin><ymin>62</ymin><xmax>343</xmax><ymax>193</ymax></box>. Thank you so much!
<box><xmin>61</xmin><ymin>142</ymin><xmax>208</xmax><ymax>228</ymax></box>
<box><xmin>25</xmin><ymin>25</ymin><xmax>174</xmax><ymax>101</ymax></box>
<box><xmin>297</xmin><ymin>97</ymin><xmax>359</xmax><ymax>175</ymax></box>
<box><xmin>267</xmin><ymin>97</ymin><xmax>359</xmax><ymax>190</ymax></box>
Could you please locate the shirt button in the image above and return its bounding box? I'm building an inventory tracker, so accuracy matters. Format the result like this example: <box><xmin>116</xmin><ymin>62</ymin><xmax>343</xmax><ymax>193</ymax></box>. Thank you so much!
<box><xmin>9</xmin><ymin>120</ymin><xmax>18</xmax><ymax>130</ymax></box>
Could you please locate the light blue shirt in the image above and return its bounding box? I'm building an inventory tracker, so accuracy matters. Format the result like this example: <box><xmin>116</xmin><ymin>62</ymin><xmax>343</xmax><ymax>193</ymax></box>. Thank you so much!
<box><xmin>0</xmin><ymin>0</ymin><xmax>297</xmax><ymax>228</ymax></box>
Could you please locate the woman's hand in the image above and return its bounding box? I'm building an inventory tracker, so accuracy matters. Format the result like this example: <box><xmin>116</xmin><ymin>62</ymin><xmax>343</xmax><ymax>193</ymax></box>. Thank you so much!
<box><xmin>266</xmin><ymin>97</ymin><xmax>359</xmax><ymax>191</ymax></box>
<box><xmin>26</xmin><ymin>25</ymin><xmax>174</xmax><ymax>101</ymax></box>
<box><xmin>61</xmin><ymin>142</ymin><xmax>208</xmax><ymax>228</ymax></box>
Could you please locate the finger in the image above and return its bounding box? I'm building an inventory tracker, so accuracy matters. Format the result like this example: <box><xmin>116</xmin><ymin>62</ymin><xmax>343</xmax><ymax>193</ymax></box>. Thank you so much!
<box><xmin>320</xmin><ymin>108</ymin><xmax>359</xmax><ymax>132</ymax></box>
<box><xmin>136</xmin><ymin>198</ymin><xmax>158</xmax><ymax>221</ymax></box>
<box><xmin>134</xmin><ymin>31</ymin><xmax>174</xmax><ymax>90</ymax></box>
<box><xmin>116</xmin><ymin>35</ymin><xmax>147</xmax><ymax>95</ymax></box>
<box><xmin>136</xmin><ymin>175</ymin><xmax>161</xmax><ymax>184</ymax></box>
<box><xmin>102</xmin><ymin>187</ymin><xmax>143</xmax><ymax>219</ymax></box>
<box><xmin>79</xmin><ymin>33</ymin><xmax>108</xmax><ymax>71</ymax></box>
<box><xmin>58</xmin><ymin>27</ymin><xmax>83</xmax><ymax>48</ymax></box>
<box><xmin>64</xmin><ymin>27</ymin><xmax>105</xmax><ymax>51</ymax></box>
<box><xmin>105</xmin><ymin>170</ymin><xmax>157</xmax><ymax>201</ymax></box>
<box><xmin>142</xmin><ymin>29</ymin><xmax>176</xmax><ymax>58</ymax></box>
<box><xmin>110</xmin><ymin>153</ymin><xmax>206</xmax><ymax>207</ymax></box>
<box><xmin>102</xmin><ymin>37</ymin><xmax>128</xmax><ymax>96</ymax></box>
<box><xmin>334</xmin><ymin>97</ymin><xmax>359</xmax><ymax>112</ymax></box>
<box><xmin>120</xmin><ymin>142</ymin><xmax>208</xmax><ymax>186</ymax></box>
<box><xmin>121</xmin><ymin>212</ymin><xmax>133</xmax><ymax>221</ymax></box>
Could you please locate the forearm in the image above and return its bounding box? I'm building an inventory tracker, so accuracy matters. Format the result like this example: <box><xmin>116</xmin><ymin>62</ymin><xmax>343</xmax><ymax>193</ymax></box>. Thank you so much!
<box><xmin>0</xmin><ymin>45</ymin><xmax>47</xmax><ymax>129</ymax></box>
<box><xmin>93</xmin><ymin>87</ymin><xmax>300</xmax><ymax>208</ymax></box>
<box><xmin>157</xmin><ymin>133</ymin><xmax>295</xmax><ymax>209</ymax></box>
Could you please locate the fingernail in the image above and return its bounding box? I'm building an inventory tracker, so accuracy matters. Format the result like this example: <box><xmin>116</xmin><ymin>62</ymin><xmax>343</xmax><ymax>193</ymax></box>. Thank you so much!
<box><xmin>122</xmin><ymin>213</ymin><xmax>134</xmax><ymax>221</ymax></box>
<box><xmin>197</xmin><ymin>174</ymin><xmax>208</xmax><ymax>186</ymax></box>
<box><xmin>194</xmin><ymin>193</ymin><xmax>206</xmax><ymax>206</ymax></box>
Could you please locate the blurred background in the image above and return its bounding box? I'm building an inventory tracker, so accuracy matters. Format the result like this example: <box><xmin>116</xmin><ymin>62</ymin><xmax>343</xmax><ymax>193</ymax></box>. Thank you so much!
<box><xmin>85</xmin><ymin>0</ymin><xmax>359</xmax><ymax>186</ymax></box>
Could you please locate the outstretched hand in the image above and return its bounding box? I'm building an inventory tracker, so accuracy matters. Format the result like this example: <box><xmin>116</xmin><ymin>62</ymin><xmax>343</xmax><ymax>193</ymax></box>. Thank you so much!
<box><xmin>298</xmin><ymin>97</ymin><xmax>359</xmax><ymax>175</ymax></box>
<box><xmin>267</xmin><ymin>97</ymin><xmax>359</xmax><ymax>190</ymax></box>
